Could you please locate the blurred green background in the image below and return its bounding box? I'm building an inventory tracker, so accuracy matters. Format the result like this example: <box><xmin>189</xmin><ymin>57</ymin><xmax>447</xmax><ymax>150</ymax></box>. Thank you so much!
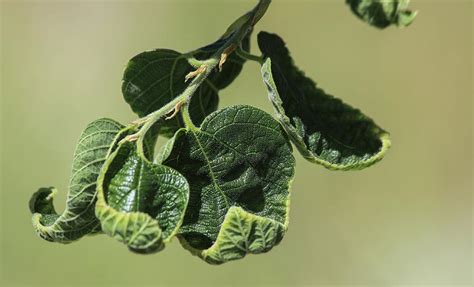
<box><xmin>1</xmin><ymin>0</ymin><xmax>472</xmax><ymax>286</ymax></box>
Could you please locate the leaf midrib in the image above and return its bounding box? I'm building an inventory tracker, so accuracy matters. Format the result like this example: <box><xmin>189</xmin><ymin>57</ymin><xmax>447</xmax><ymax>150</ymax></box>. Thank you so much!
<box><xmin>189</xmin><ymin>130</ymin><xmax>230</xmax><ymax>210</ymax></box>
<box><xmin>187</xmin><ymin>120</ymin><xmax>286</xmax><ymax>213</ymax></box>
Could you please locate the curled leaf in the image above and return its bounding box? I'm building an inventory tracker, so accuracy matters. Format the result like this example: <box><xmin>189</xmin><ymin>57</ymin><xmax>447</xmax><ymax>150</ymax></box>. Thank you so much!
<box><xmin>179</xmin><ymin>206</ymin><xmax>286</xmax><ymax>265</ymax></box>
<box><xmin>95</xmin><ymin>140</ymin><xmax>189</xmax><ymax>253</ymax></box>
<box><xmin>163</xmin><ymin>105</ymin><xmax>295</xmax><ymax>264</ymax></box>
<box><xmin>258</xmin><ymin>32</ymin><xmax>390</xmax><ymax>170</ymax></box>
<box><xmin>346</xmin><ymin>0</ymin><xmax>418</xmax><ymax>29</ymax></box>
<box><xmin>29</xmin><ymin>118</ymin><xmax>123</xmax><ymax>242</ymax></box>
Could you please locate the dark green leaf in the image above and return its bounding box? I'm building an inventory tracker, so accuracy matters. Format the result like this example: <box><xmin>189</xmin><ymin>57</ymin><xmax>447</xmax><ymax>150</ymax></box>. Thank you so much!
<box><xmin>29</xmin><ymin>118</ymin><xmax>123</xmax><ymax>242</ymax></box>
<box><xmin>122</xmin><ymin>49</ymin><xmax>219</xmax><ymax>138</ymax></box>
<box><xmin>121</xmin><ymin>30</ymin><xmax>252</xmax><ymax>138</ymax></box>
<box><xmin>346</xmin><ymin>0</ymin><xmax>417</xmax><ymax>29</ymax></box>
<box><xmin>258</xmin><ymin>32</ymin><xmax>390</xmax><ymax>170</ymax></box>
<box><xmin>121</xmin><ymin>0</ymin><xmax>270</xmax><ymax>137</ymax></box>
<box><xmin>95</xmin><ymin>141</ymin><xmax>189</xmax><ymax>253</ymax></box>
<box><xmin>163</xmin><ymin>105</ymin><xmax>295</xmax><ymax>264</ymax></box>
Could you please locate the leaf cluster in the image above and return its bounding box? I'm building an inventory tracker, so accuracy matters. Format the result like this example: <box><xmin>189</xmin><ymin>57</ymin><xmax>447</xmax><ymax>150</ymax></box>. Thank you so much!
<box><xmin>29</xmin><ymin>0</ymin><xmax>415</xmax><ymax>264</ymax></box>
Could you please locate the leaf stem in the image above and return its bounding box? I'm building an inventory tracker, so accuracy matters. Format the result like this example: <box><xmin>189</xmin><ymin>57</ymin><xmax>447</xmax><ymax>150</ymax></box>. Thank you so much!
<box><xmin>130</xmin><ymin>0</ymin><xmax>271</xmax><ymax>146</ymax></box>
<box><xmin>236</xmin><ymin>46</ymin><xmax>264</xmax><ymax>64</ymax></box>
<box><xmin>132</xmin><ymin>58</ymin><xmax>218</xmax><ymax>144</ymax></box>
<box><xmin>181</xmin><ymin>102</ymin><xmax>198</xmax><ymax>131</ymax></box>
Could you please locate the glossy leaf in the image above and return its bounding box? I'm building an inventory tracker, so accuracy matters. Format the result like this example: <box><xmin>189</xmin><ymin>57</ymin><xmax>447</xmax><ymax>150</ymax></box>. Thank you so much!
<box><xmin>258</xmin><ymin>32</ymin><xmax>390</xmax><ymax>170</ymax></box>
<box><xmin>346</xmin><ymin>0</ymin><xmax>417</xmax><ymax>28</ymax></box>
<box><xmin>163</xmin><ymin>105</ymin><xmax>295</xmax><ymax>264</ymax></box>
<box><xmin>29</xmin><ymin>118</ymin><xmax>123</xmax><ymax>242</ymax></box>
<box><xmin>95</xmin><ymin>141</ymin><xmax>189</xmax><ymax>253</ymax></box>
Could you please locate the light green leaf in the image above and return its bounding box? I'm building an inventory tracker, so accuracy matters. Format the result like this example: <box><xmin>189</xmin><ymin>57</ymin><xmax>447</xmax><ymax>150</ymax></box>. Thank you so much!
<box><xmin>154</xmin><ymin>131</ymin><xmax>178</xmax><ymax>165</ymax></box>
<box><xmin>162</xmin><ymin>105</ymin><xmax>295</xmax><ymax>264</ymax></box>
<box><xmin>346</xmin><ymin>0</ymin><xmax>417</xmax><ymax>28</ymax></box>
<box><xmin>29</xmin><ymin>118</ymin><xmax>123</xmax><ymax>242</ymax></box>
<box><xmin>258</xmin><ymin>32</ymin><xmax>390</xmax><ymax>170</ymax></box>
<box><xmin>95</xmin><ymin>141</ymin><xmax>189</xmax><ymax>253</ymax></box>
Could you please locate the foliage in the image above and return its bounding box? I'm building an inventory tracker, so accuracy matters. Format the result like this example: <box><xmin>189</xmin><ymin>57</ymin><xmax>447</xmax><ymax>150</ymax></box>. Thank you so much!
<box><xmin>29</xmin><ymin>0</ymin><xmax>415</xmax><ymax>264</ymax></box>
<box><xmin>346</xmin><ymin>0</ymin><xmax>417</xmax><ymax>28</ymax></box>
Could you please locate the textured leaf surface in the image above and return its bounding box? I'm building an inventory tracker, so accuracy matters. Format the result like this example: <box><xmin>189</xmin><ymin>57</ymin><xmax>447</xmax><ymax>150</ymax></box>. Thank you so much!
<box><xmin>163</xmin><ymin>105</ymin><xmax>295</xmax><ymax>264</ymax></box>
<box><xmin>258</xmin><ymin>32</ymin><xmax>390</xmax><ymax>170</ymax></box>
<box><xmin>346</xmin><ymin>0</ymin><xmax>417</xmax><ymax>28</ymax></box>
<box><xmin>95</xmin><ymin>141</ymin><xmax>189</xmax><ymax>253</ymax></box>
<box><xmin>179</xmin><ymin>206</ymin><xmax>286</xmax><ymax>265</ymax></box>
<box><xmin>29</xmin><ymin>118</ymin><xmax>123</xmax><ymax>242</ymax></box>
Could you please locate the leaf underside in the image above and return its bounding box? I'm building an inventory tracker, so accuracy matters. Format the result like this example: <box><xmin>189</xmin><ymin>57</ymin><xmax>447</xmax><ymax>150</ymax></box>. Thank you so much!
<box><xmin>95</xmin><ymin>140</ymin><xmax>189</xmax><ymax>253</ymax></box>
<box><xmin>163</xmin><ymin>105</ymin><xmax>295</xmax><ymax>264</ymax></box>
<box><xmin>346</xmin><ymin>0</ymin><xmax>417</xmax><ymax>28</ymax></box>
<box><xmin>258</xmin><ymin>32</ymin><xmax>390</xmax><ymax>170</ymax></box>
<box><xmin>29</xmin><ymin>118</ymin><xmax>123</xmax><ymax>242</ymax></box>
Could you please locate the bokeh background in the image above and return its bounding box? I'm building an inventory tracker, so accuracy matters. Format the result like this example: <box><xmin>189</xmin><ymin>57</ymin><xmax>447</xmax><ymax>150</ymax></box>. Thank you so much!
<box><xmin>1</xmin><ymin>0</ymin><xmax>472</xmax><ymax>286</ymax></box>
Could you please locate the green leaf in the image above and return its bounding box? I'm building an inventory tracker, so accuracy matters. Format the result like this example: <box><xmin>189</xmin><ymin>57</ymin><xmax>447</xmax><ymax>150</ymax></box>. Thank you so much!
<box><xmin>154</xmin><ymin>130</ymin><xmax>178</xmax><ymax>165</ymax></box>
<box><xmin>122</xmin><ymin>49</ymin><xmax>219</xmax><ymax>138</ymax></box>
<box><xmin>121</xmin><ymin>0</ymin><xmax>271</xmax><ymax>138</ymax></box>
<box><xmin>258</xmin><ymin>32</ymin><xmax>390</xmax><ymax>170</ymax></box>
<box><xmin>121</xmin><ymin>33</ymin><xmax>252</xmax><ymax>139</ymax></box>
<box><xmin>162</xmin><ymin>105</ymin><xmax>295</xmax><ymax>264</ymax></box>
<box><xmin>29</xmin><ymin>118</ymin><xmax>123</xmax><ymax>242</ymax></box>
<box><xmin>346</xmin><ymin>0</ymin><xmax>418</xmax><ymax>29</ymax></box>
<box><xmin>95</xmin><ymin>140</ymin><xmax>189</xmax><ymax>253</ymax></box>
